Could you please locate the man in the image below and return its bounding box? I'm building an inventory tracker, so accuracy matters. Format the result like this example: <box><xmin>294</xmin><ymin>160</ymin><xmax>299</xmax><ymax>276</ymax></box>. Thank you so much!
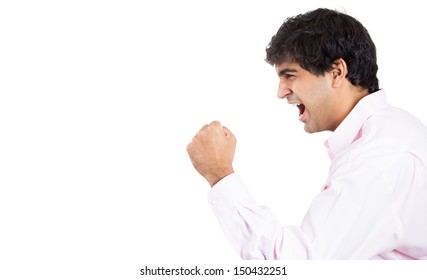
<box><xmin>186</xmin><ymin>8</ymin><xmax>427</xmax><ymax>259</ymax></box>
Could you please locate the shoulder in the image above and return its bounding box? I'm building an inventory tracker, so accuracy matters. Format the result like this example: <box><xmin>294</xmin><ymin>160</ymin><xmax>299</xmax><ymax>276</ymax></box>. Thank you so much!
<box><xmin>349</xmin><ymin>104</ymin><xmax>427</xmax><ymax>169</ymax></box>
<box><xmin>364</xmin><ymin>105</ymin><xmax>427</xmax><ymax>140</ymax></box>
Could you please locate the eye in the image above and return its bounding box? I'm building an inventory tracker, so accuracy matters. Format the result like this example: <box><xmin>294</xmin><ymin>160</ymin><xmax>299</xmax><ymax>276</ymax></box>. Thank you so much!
<box><xmin>283</xmin><ymin>74</ymin><xmax>295</xmax><ymax>80</ymax></box>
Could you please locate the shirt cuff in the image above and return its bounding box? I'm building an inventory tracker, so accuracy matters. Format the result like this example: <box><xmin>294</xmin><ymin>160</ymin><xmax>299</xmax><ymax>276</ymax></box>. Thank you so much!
<box><xmin>207</xmin><ymin>173</ymin><xmax>257</xmax><ymax>218</ymax></box>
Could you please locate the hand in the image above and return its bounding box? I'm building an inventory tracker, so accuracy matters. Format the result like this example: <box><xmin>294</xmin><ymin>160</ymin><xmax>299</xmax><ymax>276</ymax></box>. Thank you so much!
<box><xmin>186</xmin><ymin>121</ymin><xmax>236</xmax><ymax>187</ymax></box>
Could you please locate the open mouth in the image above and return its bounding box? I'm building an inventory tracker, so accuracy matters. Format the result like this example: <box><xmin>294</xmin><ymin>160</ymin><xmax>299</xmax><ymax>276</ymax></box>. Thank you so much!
<box><xmin>297</xmin><ymin>104</ymin><xmax>306</xmax><ymax>121</ymax></box>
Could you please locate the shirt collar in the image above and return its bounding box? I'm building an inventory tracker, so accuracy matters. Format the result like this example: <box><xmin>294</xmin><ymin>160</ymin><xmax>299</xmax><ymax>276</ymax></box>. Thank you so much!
<box><xmin>324</xmin><ymin>89</ymin><xmax>388</xmax><ymax>160</ymax></box>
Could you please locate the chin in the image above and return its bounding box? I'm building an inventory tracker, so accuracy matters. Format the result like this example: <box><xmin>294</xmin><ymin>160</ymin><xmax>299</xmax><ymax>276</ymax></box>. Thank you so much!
<box><xmin>303</xmin><ymin>125</ymin><xmax>316</xmax><ymax>134</ymax></box>
<box><xmin>304</xmin><ymin>124</ymin><xmax>323</xmax><ymax>134</ymax></box>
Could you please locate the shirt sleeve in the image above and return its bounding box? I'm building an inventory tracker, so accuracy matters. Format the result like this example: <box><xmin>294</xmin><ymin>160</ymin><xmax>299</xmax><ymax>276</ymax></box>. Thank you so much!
<box><xmin>208</xmin><ymin>174</ymin><xmax>310</xmax><ymax>259</ymax></box>
<box><xmin>208</xmin><ymin>157</ymin><xmax>405</xmax><ymax>259</ymax></box>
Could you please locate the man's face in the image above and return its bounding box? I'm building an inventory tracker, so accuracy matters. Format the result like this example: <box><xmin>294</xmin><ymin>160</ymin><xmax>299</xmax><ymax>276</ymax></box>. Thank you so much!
<box><xmin>275</xmin><ymin>61</ymin><xmax>340</xmax><ymax>133</ymax></box>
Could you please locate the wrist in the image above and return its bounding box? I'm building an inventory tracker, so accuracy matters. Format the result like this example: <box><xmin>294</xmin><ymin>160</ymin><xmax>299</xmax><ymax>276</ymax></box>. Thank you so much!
<box><xmin>206</xmin><ymin>168</ymin><xmax>234</xmax><ymax>187</ymax></box>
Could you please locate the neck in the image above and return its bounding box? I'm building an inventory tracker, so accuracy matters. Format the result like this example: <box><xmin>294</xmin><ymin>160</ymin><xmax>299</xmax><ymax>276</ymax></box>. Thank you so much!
<box><xmin>331</xmin><ymin>87</ymin><xmax>369</xmax><ymax>131</ymax></box>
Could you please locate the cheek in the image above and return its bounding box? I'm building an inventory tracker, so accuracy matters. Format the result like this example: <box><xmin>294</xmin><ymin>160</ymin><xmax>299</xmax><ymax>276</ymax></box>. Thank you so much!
<box><xmin>307</xmin><ymin>98</ymin><xmax>329</xmax><ymax>121</ymax></box>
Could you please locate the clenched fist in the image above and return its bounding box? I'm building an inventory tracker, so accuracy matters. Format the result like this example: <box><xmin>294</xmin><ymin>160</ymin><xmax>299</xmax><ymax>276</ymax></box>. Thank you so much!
<box><xmin>186</xmin><ymin>121</ymin><xmax>237</xmax><ymax>187</ymax></box>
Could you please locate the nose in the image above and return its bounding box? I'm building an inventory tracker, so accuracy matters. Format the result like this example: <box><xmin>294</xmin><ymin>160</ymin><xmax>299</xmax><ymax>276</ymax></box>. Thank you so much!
<box><xmin>277</xmin><ymin>82</ymin><xmax>292</xmax><ymax>99</ymax></box>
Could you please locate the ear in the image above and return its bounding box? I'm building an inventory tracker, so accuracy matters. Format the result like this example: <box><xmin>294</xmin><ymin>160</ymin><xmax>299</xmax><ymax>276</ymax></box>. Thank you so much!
<box><xmin>330</xmin><ymin>58</ymin><xmax>348</xmax><ymax>88</ymax></box>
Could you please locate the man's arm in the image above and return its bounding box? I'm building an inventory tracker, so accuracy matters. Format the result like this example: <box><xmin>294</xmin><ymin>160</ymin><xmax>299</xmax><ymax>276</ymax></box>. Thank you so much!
<box><xmin>186</xmin><ymin>121</ymin><xmax>309</xmax><ymax>259</ymax></box>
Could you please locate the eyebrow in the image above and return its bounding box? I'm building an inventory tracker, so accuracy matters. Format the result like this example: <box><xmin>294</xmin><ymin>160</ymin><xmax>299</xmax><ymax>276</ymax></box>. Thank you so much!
<box><xmin>278</xmin><ymin>68</ymin><xmax>298</xmax><ymax>77</ymax></box>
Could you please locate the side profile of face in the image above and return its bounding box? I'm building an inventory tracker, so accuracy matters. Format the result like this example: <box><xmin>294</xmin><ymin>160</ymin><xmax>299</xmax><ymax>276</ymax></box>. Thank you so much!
<box><xmin>275</xmin><ymin>61</ymin><xmax>344</xmax><ymax>133</ymax></box>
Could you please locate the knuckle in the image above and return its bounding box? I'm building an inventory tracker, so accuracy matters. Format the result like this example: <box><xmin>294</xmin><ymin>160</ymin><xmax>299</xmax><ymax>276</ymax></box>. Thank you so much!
<box><xmin>199</xmin><ymin>124</ymin><xmax>209</xmax><ymax>134</ymax></box>
<box><xmin>210</xmin><ymin>120</ymin><xmax>221</xmax><ymax>127</ymax></box>
<box><xmin>186</xmin><ymin>142</ymin><xmax>192</xmax><ymax>152</ymax></box>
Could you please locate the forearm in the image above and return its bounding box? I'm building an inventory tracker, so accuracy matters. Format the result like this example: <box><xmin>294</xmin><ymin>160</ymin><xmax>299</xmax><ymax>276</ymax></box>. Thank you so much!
<box><xmin>208</xmin><ymin>174</ymin><xmax>302</xmax><ymax>259</ymax></box>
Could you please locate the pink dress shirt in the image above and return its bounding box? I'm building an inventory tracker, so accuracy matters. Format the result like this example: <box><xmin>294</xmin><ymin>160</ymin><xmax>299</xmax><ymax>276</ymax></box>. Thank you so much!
<box><xmin>208</xmin><ymin>90</ymin><xmax>427</xmax><ymax>259</ymax></box>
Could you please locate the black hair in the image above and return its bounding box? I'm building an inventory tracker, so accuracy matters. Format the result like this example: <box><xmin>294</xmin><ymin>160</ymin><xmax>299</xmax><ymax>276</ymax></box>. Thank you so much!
<box><xmin>266</xmin><ymin>8</ymin><xmax>379</xmax><ymax>93</ymax></box>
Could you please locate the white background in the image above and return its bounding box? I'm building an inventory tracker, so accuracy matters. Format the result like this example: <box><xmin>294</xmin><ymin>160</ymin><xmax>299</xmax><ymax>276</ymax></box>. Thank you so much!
<box><xmin>1</xmin><ymin>0</ymin><xmax>426</xmax><ymax>279</ymax></box>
